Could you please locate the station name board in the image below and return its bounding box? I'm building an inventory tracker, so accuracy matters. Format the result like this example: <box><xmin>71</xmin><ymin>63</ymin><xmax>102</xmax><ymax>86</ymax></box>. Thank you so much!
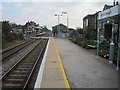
<box><xmin>100</xmin><ymin>10</ymin><xmax>111</xmax><ymax>17</ymax></box>
<box><xmin>98</xmin><ymin>5</ymin><xmax>120</xmax><ymax>20</ymax></box>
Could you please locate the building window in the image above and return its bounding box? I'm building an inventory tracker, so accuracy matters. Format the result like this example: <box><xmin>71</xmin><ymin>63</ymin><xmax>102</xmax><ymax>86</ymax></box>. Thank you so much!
<box><xmin>86</xmin><ymin>18</ymin><xmax>88</xmax><ymax>26</ymax></box>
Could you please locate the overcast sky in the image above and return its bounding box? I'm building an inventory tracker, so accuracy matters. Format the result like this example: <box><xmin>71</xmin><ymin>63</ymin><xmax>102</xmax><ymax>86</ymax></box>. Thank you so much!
<box><xmin>1</xmin><ymin>0</ymin><xmax>113</xmax><ymax>30</ymax></box>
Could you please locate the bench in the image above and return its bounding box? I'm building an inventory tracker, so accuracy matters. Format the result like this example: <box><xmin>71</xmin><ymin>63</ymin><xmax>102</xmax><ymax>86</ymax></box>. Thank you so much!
<box><xmin>87</xmin><ymin>40</ymin><xmax>97</xmax><ymax>49</ymax></box>
<box><xmin>87</xmin><ymin>44</ymin><xmax>97</xmax><ymax>49</ymax></box>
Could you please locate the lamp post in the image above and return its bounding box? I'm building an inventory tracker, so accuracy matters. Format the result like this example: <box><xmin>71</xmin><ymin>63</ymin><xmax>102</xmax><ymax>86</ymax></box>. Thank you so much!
<box><xmin>117</xmin><ymin>25</ymin><xmax>120</xmax><ymax>71</ymax></box>
<box><xmin>55</xmin><ymin>14</ymin><xmax>60</xmax><ymax>25</ymax></box>
<box><xmin>97</xmin><ymin>15</ymin><xmax>100</xmax><ymax>58</ymax></box>
<box><xmin>54</xmin><ymin>14</ymin><xmax>62</xmax><ymax>38</ymax></box>
<box><xmin>97</xmin><ymin>27</ymin><xmax>100</xmax><ymax>58</ymax></box>
<box><xmin>62</xmin><ymin>12</ymin><xmax>69</xmax><ymax>36</ymax></box>
<box><xmin>62</xmin><ymin>12</ymin><xmax>69</xmax><ymax>28</ymax></box>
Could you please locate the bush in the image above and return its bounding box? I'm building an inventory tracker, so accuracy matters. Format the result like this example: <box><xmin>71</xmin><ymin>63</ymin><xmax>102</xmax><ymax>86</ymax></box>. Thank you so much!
<box><xmin>71</xmin><ymin>36</ymin><xmax>118</xmax><ymax>65</ymax></box>
<box><xmin>100</xmin><ymin>40</ymin><xmax>118</xmax><ymax>64</ymax></box>
<box><xmin>12</xmin><ymin>33</ymin><xmax>24</xmax><ymax>40</ymax></box>
<box><xmin>99</xmin><ymin>40</ymin><xmax>109</xmax><ymax>58</ymax></box>
<box><xmin>71</xmin><ymin>37</ymin><xmax>90</xmax><ymax>48</ymax></box>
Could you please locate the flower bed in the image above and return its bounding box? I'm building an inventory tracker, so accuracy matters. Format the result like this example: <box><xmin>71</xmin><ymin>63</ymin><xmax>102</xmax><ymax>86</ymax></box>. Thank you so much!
<box><xmin>71</xmin><ymin>37</ymin><xmax>118</xmax><ymax>64</ymax></box>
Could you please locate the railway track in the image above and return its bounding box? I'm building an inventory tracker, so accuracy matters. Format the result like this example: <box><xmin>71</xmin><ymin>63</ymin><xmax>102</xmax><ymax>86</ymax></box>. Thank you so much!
<box><xmin>2</xmin><ymin>39</ymin><xmax>36</xmax><ymax>61</ymax></box>
<box><xmin>1</xmin><ymin>38</ymin><xmax>48</xmax><ymax>89</ymax></box>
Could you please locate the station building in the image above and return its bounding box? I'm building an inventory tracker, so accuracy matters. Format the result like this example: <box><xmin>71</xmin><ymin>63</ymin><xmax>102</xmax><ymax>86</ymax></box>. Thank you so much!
<box><xmin>52</xmin><ymin>23</ymin><xmax>68</xmax><ymax>33</ymax></box>
<box><xmin>98</xmin><ymin>4</ymin><xmax>120</xmax><ymax>41</ymax></box>
<box><xmin>83</xmin><ymin>12</ymin><xmax>99</xmax><ymax>39</ymax></box>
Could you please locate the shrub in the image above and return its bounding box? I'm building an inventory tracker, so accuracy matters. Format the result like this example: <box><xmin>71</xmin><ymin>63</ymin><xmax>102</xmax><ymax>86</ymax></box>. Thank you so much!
<box><xmin>71</xmin><ymin>36</ymin><xmax>118</xmax><ymax>65</ymax></box>
<box><xmin>100</xmin><ymin>40</ymin><xmax>118</xmax><ymax>64</ymax></box>
<box><xmin>71</xmin><ymin>37</ymin><xmax>90</xmax><ymax>48</ymax></box>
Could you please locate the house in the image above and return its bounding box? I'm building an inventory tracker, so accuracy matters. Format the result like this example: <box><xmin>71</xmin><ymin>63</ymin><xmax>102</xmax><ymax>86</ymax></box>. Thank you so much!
<box><xmin>11</xmin><ymin>28</ymin><xmax>23</xmax><ymax>33</ymax></box>
<box><xmin>23</xmin><ymin>21</ymin><xmax>37</xmax><ymax>34</ymax></box>
<box><xmin>83</xmin><ymin>14</ymin><xmax>93</xmax><ymax>38</ymax></box>
<box><xmin>83</xmin><ymin>14</ymin><xmax>97</xmax><ymax>39</ymax></box>
<box><xmin>23</xmin><ymin>21</ymin><xmax>41</xmax><ymax>37</ymax></box>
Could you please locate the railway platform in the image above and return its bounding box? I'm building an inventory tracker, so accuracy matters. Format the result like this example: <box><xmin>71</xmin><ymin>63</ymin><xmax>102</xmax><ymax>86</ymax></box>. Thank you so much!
<box><xmin>34</xmin><ymin>37</ymin><xmax>70</xmax><ymax>88</ymax></box>
<box><xmin>55</xmin><ymin>38</ymin><xmax>118</xmax><ymax>88</ymax></box>
<box><xmin>34</xmin><ymin>36</ymin><xmax>118</xmax><ymax>89</ymax></box>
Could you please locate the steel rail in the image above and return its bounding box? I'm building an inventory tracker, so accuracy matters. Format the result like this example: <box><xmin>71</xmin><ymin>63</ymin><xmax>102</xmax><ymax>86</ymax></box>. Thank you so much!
<box><xmin>1</xmin><ymin>40</ymin><xmax>42</xmax><ymax>80</ymax></box>
<box><xmin>2</xmin><ymin>39</ymin><xmax>36</xmax><ymax>61</ymax></box>
<box><xmin>1</xmin><ymin>39</ymin><xmax>48</xmax><ymax>89</ymax></box>
<box><xmin>2</xmin><ymin>40</ymin><xmax>31</xmax><ymax>53</ymax></box>
<box><xmin>23</xmin><ymin>39</ymin><xmax>48</xmax><ymax>89</ymax></box>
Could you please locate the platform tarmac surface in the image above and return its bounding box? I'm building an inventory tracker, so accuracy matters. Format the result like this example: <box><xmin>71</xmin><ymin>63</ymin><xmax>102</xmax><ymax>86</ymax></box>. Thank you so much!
<box><xmin>55</xmin><ymin>38</ymin><xmax>118</xmax><ymax>88</ymax></box>
<box><xmin>37</xmin><ymin>37</ymin><xmax>70</xmax><ymax>88</ymax></box>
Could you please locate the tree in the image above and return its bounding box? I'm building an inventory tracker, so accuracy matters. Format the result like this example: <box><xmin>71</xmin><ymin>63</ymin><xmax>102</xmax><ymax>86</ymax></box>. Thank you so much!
<box><xmin>2</xmin><ymin>21</ymin><xmax>11</xmax><ymax>35</ymax></box>
<box><xmin>76</xmin><ymin>27</ymin><xmax>84</xmax><ymax>34</ymax></box>
<box><xmin>10</xmin><ymin>23</ymin><xmax>23</xmax><ymax>29</ymax></box>
<box><xmin>2</xmin><ymin>21</ymin><xmax>24</xmax><ymax>42</ymax></box>
<box><xmin>2</xmin><ymin>21</ymin><xmax>13</xmax><ymax>41</ymax></box>
<box><xmin>41</xmin><ymin>26</ymin><xmax>51</xmax><ymax>32</ymax></box>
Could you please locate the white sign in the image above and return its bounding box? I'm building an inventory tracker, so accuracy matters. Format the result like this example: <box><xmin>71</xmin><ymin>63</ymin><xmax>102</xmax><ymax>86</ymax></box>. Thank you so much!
<box><xmin>98</xmin><ymin>5</ymin><xmax>120</xmax><ymax>20</ymax></box>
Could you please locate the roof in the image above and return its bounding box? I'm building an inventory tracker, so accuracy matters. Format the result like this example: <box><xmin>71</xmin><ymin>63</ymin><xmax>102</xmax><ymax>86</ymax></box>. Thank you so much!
<box><xmin>103</xmin><ymin>4</ymin><xmax>113</xmax><ymax>10</ymax></box>
<box><xmin>69</xmin><ymin>28</ymin><xmax>75</xmax><ymax>31</ymax></box>
<box><xmin>83</xmin><ymin>14</ymin><xmax>94</xmax><ymax>20</ymax></box>
<box><xmin>53</xmin><ymin>23</ymin><xmax>67</xmax><ymax>28</ymax></box>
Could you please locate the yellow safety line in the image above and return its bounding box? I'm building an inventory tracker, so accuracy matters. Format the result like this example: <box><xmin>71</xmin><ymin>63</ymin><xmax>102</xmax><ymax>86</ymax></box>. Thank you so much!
<box><xmin>52</xmin><ymin>37</ymin><xmax>70</xmax><ymax>89</ymax></box>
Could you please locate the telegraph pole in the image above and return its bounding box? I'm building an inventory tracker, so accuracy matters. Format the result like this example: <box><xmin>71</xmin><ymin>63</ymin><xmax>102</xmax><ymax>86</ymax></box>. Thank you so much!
<box><xmin>117</xmin><ymin>15</ymin><xmax>120</xmax><ymax>71</ymax></box>
<box><xmin>62</xmin><ymin>12</ymin><xmax>69</xmax><ymax>37</ymax></box>
<box><xmin>97</xmin><ymin>15</ymin><xmax>100</xmax><ymax>58</ymax></box>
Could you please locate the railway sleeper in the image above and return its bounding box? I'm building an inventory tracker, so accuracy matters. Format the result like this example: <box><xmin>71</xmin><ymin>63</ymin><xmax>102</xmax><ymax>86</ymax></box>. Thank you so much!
<box><xmin>19</xmin><ymin>63</ymin><xmax>34</xmax><ymax>66</ymax></box>
<box><xmin>17</xmin><ymin>64</ymin><xmax>34</xmax><ymax>67</ymax></box>
<box><xmin>21</xmin><ymin>62</ymin><xmax>34</xmax><ymax>64</ymax></box>
<box><xmin>9</xmin><ymin>74</ymin><xmax>28</xmax><ymax>77</ymax></box>
<box><xmin>3</xmin><ymin>79</ymin><xmax>26</xmax><ymax>87</ymax></box>
<box><xmin>13</xmin><ymin>70</ymin><xmax>30</xmax><ymax>74</ymax></box>
<box><xmin>17</xmin><ymin>65</ymin><xmax>33</xmax><ymax>68</ymax></box>
<box><xmin>4</xmin><ymin>74</ymin><xmax>28</xmax><ymax>81</ymax></box>
<box><xmin>16</xmin><ymin>68</ymin><xmax>32</xmax><ymax>71</ymax></box>
<box><xmin>5</xmin><ymin>78</ymin><xmax>26</xmax><ymax>82</ymax></box>
<box><xmin>8</xmin><ymin>74</ymin><xmax>28</xmax><ymax>79</ymax></box>
<box><xmin>3</xmin><ymin>83</ymin><xmax>22</xmax><ymax>88</ymax></box>
<box><xmin>16</xmin><ymin>66</ymin><xmax>34</xmax><ymax>70</ymax></box>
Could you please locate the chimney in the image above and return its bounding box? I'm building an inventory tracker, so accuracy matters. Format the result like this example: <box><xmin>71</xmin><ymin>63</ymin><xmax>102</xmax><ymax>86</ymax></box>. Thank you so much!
<box><xmin>116</xmin><ymin>1</ymin><xmax>119</xmax><ymax>5</ymax></box>
<box><xmin>113</xmin><ymin>0</ymin><xmax>116</xmax><ymax>6</ymax></box>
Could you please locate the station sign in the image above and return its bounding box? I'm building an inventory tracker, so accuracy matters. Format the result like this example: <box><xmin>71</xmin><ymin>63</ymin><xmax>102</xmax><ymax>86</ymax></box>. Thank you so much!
<box><xmin>98</xmin><ymin>5</ymin><xmax>120</xmax><ymax>20</ymax></box>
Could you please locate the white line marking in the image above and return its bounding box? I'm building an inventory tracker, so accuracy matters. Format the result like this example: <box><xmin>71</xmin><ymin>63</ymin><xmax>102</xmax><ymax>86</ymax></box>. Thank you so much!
<box><xmin>34</xmin><ymin>37</ymin><xmax>50</xmax><ymax>89</ymax></box>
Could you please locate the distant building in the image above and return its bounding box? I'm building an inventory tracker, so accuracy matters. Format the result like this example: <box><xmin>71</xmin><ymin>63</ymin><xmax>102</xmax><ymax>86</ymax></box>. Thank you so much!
<box><xmin>11</xmin><ymin>28</ymin><xmax>23</xmax><ymax>33</ymax></box>
<box><xmin>52</xmin><ymin>23</ymin><xmax>68</xmax><ymax>33</ymax></box>
<box><xmin>52</xmin><ymin>23</ymin><xmax>69</xmax><ymax>37</ymax></box>
<box><xmin>69</xmin><ymin>28</ymin><xmax>81</xmax><ymax>39</ymax></box>
<box><xmin>23</xmin><ymin>21</ymin><xmax>41</xmax><ymax>37</ymax></box>
<box><xmin>69</xmin><ymin>28</ymin><xmax>75</xmax><ymax>35</ymax></box>
<box><xmin>23</xmin><ymin>21</ymin><xmax>37</xmax><ymax>34</ymax></box>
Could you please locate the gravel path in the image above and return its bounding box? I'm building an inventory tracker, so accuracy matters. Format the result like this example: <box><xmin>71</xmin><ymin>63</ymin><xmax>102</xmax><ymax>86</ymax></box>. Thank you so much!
<box><xmin>1</xmin><ymin>40</ymin><xmax>41</xmax><ymax>76</ymax></box>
